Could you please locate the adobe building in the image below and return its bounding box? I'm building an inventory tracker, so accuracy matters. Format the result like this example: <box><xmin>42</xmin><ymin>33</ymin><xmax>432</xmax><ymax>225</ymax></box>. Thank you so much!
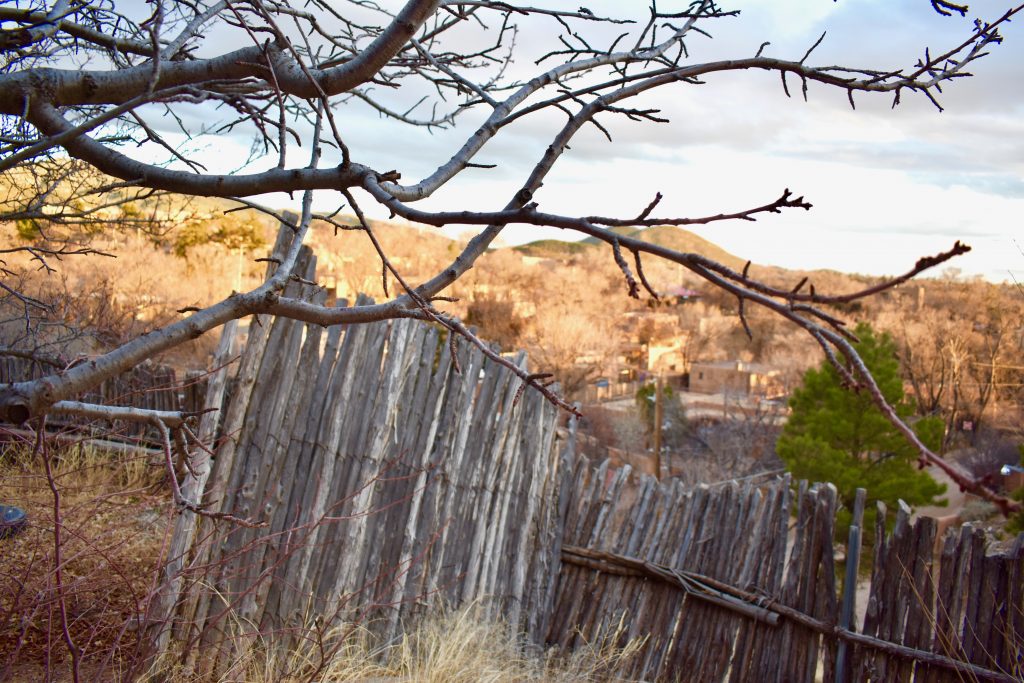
<box><xmin>689</xmin><ymin>360</ymin><xmax>783</xmax><ymax>398</ymax></box>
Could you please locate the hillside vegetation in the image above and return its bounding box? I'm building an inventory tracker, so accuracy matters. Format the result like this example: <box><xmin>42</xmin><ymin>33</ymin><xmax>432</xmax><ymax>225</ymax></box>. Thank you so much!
<box><xmin>3</xmin><ymin>187</ymin><xmax>1021</xmax><ymax>455</ymax></box>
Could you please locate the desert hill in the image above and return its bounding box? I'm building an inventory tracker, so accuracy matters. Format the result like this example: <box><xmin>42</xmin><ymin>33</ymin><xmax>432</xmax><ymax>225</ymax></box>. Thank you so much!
<box><xmin>513</xmin><ymin>225</ymin><xmax>746</xmax><ymax>271</ymax></box>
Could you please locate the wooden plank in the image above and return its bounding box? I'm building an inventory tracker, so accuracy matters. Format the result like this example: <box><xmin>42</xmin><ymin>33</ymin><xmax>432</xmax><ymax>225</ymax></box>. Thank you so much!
<box><xmin>251</xmin><ymin>292</ymin><xmax>329</xmax><ymax>633</ymax></box>
<box><xmin>503</xmin><ymin>388</ymin><xmax>539</xmax><ymax>629</ymax></box>
<box><xmin>184</xmin><ymin>219</ymin><xmax>299</xmax><ymax>672</ymax></box>
<box><xmin>553</xmin><ymin>460</ymin><xmax>617</xmax><ymax>650</ymax></box>
<box><xmin>466</xmin><ymin>365</ymin><xmax>520</xmax><ymax>603</ymax></box>
<box><xmin>919</xmin><ymin>527</ymin><xmax>965</xmax><ymax>683</ymax></box>
<box><xmin>569</xmin><ymin>466</ymin><xmax>632</xmax><ymax>648</ymax></box>
<box><xmin>981</xmin><ymin>553</ymin><xmax>1008</xmax><ymax>675</ymax></box>
<box><xmin>704</xmin><ymin>483</ymin><xmax>753</xmax><ymax>681</ymax></box>
<box><xmin>545</xmin><ymin>457</ymin><xmax>597</xmax><ymax>646</ymax></box>
<box><xmin>216</xmin><ymin>258</ymin><xmax>315</xmax><ymax>635</ymax></box>
<box><xmin>417</xmin><ymin>343</ymin><xmax>486</xmax><ymax>608</ymax></box>
<box><xmin>401</xmin><ymin>330</ymin><xmax>458</xmax><ymax>627</ymax></box>
<box><xmin>425</xmin><ymin>345</ymin><xmax>489</xmax><ymax>608</ymax></box>
<box><xmin>901</xmin><ymin>517</ymin><xmax>936</xmax><ymax>683</ymax></box>
<box><xmin>874</xmin><ymin>500</ymin><xmax>913</xmax><ymax>682</ymax></box>
<box><xmin>675</xmin><ymin>483</ymin><xmax>727</xmax><ymax>677</ymax></box>
<box><xmin>971</xmin><ymin>553</ymin><xmax>1001</xmax><ymax>671</ymax></box>
<box><xmin>812</xmin><ymin>485</ymin><xmax>838</xmax><ymax>683</ymax></box>
<box><xmin>524</xmin><ymin>406</ymin><xmax>563</xmax><ymax>642</ymax></box>
<box><xmin>356</xmin><ymin>321</ymin><xmax>431</xmax><ymax>624</ymax></box>
<box><xmin>383</xmin><ymin>326</ymin><xmax>452</xmax><ymax>638</ymax></box>
<box><xmin>695</xmin><ymin>482</ymin><xmax>744</xmax><ymax>681</ymax></box>
<box><xmin>261</xmin><ymin>322</ymin><xmax>343</xmax><ymax>628</ymax></box>
<box><xmin>729</xmin><ymin>484</ymin><xmax>784</xmax><ymax>683</ymax></box>
<box><xmin>232</xmin><ymin>275</ymin><xmax>322</xmax><ymax>628</ymax></box>
<box><xmin>312</xmin><ymin>318</ymin><xmax>391</xmax><ymax>606</ymax></box>
<box><xmin>646</xmin><ymin>482</ymin><xmax>694</xmax><ymax>678</ymax></box>
<box><xmin>204</xmin><ymin>256</ymin><xmax>316</xmax><ymax>672</ymax></box>
<box><xmin>737</xmin><ymin>476</ymin><xmax>791</xmax><ymax>683</ymax></box>
<box><xmin>960</xmin><ymin>527</ymin><xmax>988</xmax><ymax>666</ymax></box>
<box><xmin>277</xmin><ymin>313</ymin><xmax>364</xmax><ymax>614</ymax></box>
<box><xmin>1004</xmin><ymin>536</ymin><xmax>1024</xmax><ymax>681</ymax></box>
<box><xmin>459</xmin><ymin>354</ymin><xmax>523</xmax><ymax>605</ymax></box>
<box><xmin>506</xmin><ymin>385</ymin><xmax>559</xmax><ymax>634</ymax></box>
<box><xmin>778</xmin><ymin>482</ymin><xmax>813</xmax><ymax>683</ymax></box>
<box><xmin>835</xmin><ymin>488</ymin><xmax>867</xmax><ymax>683</ymax></box>
<box><xmin>593</xmin><ymin>475</ymin><xmax>655</xmax><ymax>671</ymax></box>
<box><xmin>149</xmin><ymin>318</ymin><xmax>238</xmax><ymax>655</ymax></box>
<box><xmin>336</xmin><ymin>320</ymin><xmax>419</xmax><ymax>609</ymax></box>
<box><xmin>615</xmin><ymin>476</ymin><xmax>661</xmax><ymax>661</ymax></box>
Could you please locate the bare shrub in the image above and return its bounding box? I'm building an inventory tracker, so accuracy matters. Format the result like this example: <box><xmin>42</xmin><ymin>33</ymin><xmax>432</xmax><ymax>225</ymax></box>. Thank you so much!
<box><xmin>0</xmin><ymin>438</ymin><xmax>169</xmax><ymax>682</ymax></box>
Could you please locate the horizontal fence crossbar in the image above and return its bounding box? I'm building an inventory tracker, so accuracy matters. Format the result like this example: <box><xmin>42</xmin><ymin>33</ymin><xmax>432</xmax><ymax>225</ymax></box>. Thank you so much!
<box><xmin>560</xmin><ymin>544</ymin><xmax>1019</xmax><ymax>683</ymax></box>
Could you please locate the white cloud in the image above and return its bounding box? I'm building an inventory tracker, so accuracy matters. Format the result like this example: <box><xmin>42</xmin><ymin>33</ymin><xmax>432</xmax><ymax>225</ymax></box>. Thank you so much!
<box><xmin>118</xmin><ymin>1</ymin><xmax>1023</xmax><ymax>283</ymax></box>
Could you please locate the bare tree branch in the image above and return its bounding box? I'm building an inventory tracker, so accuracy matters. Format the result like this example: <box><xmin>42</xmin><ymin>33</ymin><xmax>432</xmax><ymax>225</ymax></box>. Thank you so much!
<box><xmin>1</xmin><ymin>0</ymin><xmax>1021</xmax><ymax>514</ymax></box>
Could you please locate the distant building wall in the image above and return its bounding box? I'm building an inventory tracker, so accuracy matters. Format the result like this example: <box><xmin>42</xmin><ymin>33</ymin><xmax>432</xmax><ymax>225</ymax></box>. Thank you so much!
<box><xmin>690</xmin><ymin>360</ymin><xmax>782</xmax><ymax>397</ymax></box>
<box><xmin>647</xmin><ymin>337</ymin><xmax>687</xmax><ymax>374</ymax></box>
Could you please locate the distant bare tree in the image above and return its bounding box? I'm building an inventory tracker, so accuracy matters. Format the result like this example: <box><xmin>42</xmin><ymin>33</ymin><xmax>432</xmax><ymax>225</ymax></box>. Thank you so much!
<box><xmin>527</xmin><ymin>303</ymin><xmax>620</xmax><ymax>397</ymax></box>
<box><xmin>0</xmin><ymin>0</ymin><xmax>1021</xmax><ymax>511</ymax></box>
<box><xmin>878</xmin><ymin>280</ymin><xmax>1021</xmax><ymax>448</ymax></box>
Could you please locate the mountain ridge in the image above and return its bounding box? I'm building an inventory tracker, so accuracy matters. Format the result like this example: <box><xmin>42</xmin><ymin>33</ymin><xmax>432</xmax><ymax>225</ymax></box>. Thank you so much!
<box><xmin>512</xmin><ymin>225</ymin><xmax>746</xmax><ymax>270</ymax></box>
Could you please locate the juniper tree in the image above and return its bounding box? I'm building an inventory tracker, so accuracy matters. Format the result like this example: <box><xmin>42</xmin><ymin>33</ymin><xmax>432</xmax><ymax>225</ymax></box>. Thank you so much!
<box><xmin>777</xmin><ymin>324</ymin><xmax>948</xmax><ymax>536</ymax></box>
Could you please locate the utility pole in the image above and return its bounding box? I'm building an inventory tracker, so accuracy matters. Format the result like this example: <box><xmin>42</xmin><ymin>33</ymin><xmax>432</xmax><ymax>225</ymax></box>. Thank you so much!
<box><xmin>653</xmin><ymin>376</ymin><xmax>663</xmax><ymax>480</ymax></box>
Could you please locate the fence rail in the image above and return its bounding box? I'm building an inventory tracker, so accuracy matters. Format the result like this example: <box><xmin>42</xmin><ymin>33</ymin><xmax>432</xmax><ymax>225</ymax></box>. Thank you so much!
<box><xmin>550</xmin><ymin>460</ymin><xmax>1023</xmax><ymax>682</ymax></box>
<box><xmin>578</xmin><ymin>379</ymin><xmax>643</xmax><ymax>405</ymax></box>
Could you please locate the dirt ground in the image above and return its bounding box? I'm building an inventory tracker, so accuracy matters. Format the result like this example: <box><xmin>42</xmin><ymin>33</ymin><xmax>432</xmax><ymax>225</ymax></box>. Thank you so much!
<box><xmin>912</xmin><ymin>465</ymin><xmax>968</xmax><ymax>521</ymax></box>
<box><xmin>0</xmin><ymin>442</ymin><xmax>172</xmax><ymax>680</ymax></box>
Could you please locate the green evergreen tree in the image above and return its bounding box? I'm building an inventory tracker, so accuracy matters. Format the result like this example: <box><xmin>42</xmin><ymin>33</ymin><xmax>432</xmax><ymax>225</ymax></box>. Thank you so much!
<box><xmin>635</xmin><ymin>381</ymin><xmax>688</xmax><ymax>450</ymax></box>
<box><xmin>172</xmin><ymin>215</ymin><xmax>265</xmax><ymax>258</ymax></box>
<box><xmin>777</xmin><ymin>324</ymin><xmax>947</xmax><ymax>538</ymax></box>
<box><xmin>636</xmin><ymin>381</ymin><xmax>674</xmax><ymax>432</ymax></box>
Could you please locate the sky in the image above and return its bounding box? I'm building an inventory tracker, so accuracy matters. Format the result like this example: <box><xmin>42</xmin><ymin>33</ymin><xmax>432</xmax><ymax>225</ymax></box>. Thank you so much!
<box><xmin>144</xmin><ymin>0</ymin><xmax>1024</xmax><ymax>283</ymax></box>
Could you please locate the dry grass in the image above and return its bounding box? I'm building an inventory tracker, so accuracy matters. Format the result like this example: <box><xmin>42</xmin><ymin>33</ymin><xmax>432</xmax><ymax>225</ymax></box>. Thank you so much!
<box><xmin>144</xmin><ymin>605</ymin><xmax>643</xmax><ymax>683</ymax></box>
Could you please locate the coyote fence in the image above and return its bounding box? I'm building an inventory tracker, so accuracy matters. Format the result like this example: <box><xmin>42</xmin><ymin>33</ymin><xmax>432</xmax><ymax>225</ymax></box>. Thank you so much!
<box><xmin>154</xmin><ymin>243</ymin><xmax>565</xmax><ymax>675</ymax></box>
<box><xmin>150</xmin><ymin>223</ymin><xmax>1022</xmax><ymax>681</ymax></box>
<box><xmin>0</xmin><ymin>356</ymin><xmax>204</xmax><ymax>444</ymax></box>
<box><xmin>551</xmin><ymin>457</ymin><xmax>1023</xmax><ymax>682</ymax></box>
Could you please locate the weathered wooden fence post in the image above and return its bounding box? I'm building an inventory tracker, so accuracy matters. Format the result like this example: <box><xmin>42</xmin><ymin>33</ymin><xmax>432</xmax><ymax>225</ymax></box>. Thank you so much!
<box><xmin>147</xmin><ymin>317</ymin><xmax>237</xmax><ymax>655</ymax></box>
<box><xmin>835</xmin><ymin>487</ymin><xmax>866</xmax><ymax>683</ymax></box>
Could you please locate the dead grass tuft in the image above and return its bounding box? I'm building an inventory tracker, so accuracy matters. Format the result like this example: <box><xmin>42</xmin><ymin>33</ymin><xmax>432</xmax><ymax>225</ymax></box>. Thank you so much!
<box><xmin>143</xmin><ymin>605</ymin><xmax>644</xmax><ymax>683</ymax></box>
